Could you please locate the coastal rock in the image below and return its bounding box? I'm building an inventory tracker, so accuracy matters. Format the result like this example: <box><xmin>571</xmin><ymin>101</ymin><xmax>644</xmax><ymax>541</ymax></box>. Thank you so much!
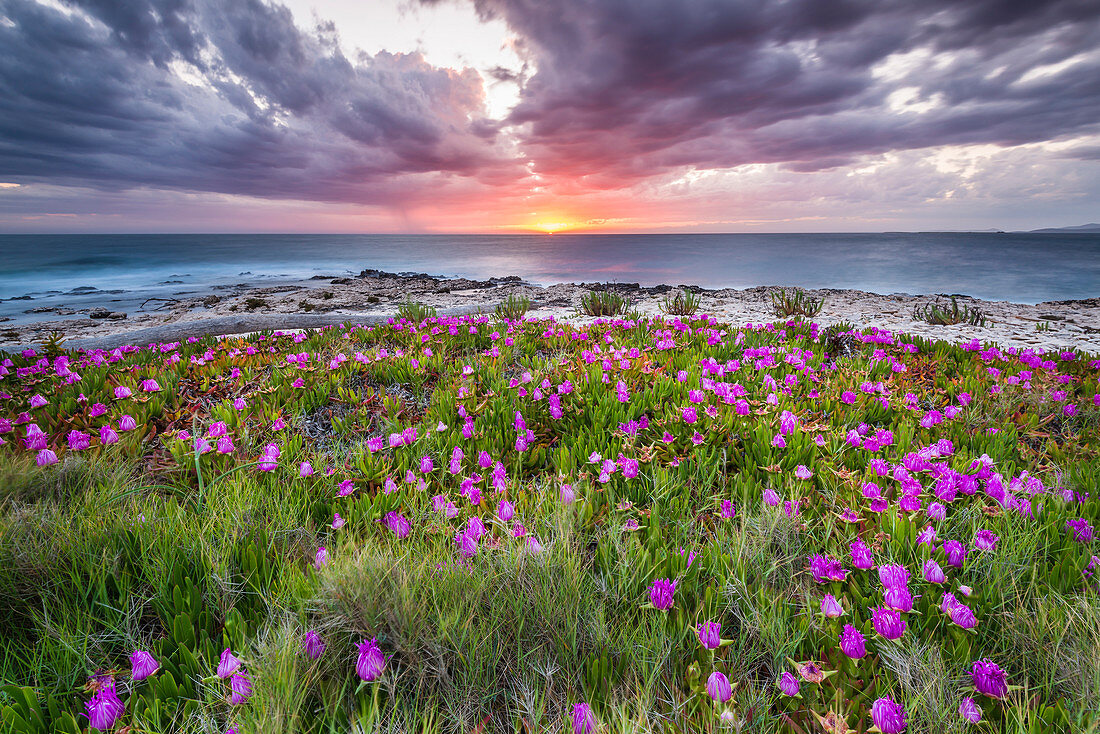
<box><xmin>89</xmin><ymin>308</ymin><xmax>111</xmax><ymax>319</ymax></box>
<box><xmin>108</xmin><ymin>312</ymin><xmax>127</xmax><ymax>320</ymax></box>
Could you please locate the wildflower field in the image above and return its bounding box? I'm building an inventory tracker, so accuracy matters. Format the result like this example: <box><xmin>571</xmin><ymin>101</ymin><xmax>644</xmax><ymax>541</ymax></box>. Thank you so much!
<box><xmin>1</xmin><ymin>314</ymin><xmax>1098</xmax><ymax>734</ymax></box>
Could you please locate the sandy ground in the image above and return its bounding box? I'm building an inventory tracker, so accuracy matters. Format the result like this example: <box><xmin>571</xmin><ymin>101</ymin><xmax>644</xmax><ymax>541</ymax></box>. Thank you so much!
<box><xmin>3</xmin><ymin>269</ymin><xmax>1098</xmax><ymax>353</ymax></box>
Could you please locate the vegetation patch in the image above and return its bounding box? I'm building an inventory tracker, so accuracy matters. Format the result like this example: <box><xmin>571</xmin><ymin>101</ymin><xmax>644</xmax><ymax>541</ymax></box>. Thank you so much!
<box><xmin>0</xmin><ymin>314</ymin><xmax>1097</xmax><ymax>733</ymax></box>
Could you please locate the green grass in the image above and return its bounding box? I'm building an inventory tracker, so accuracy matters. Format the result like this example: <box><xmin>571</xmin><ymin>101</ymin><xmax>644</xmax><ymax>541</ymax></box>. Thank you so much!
<box><xmin>0</xmin><ymin>314</ymin><xmax>1097</xmax><ymax>733</ymax></box>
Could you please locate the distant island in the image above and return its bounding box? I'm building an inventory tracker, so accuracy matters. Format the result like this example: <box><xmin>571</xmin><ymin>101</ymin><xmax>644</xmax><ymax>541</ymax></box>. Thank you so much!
<box><xmin>1027</xmin><ymin>223</ymin><xmax>1100</xmax><ymax>233</ymax></box>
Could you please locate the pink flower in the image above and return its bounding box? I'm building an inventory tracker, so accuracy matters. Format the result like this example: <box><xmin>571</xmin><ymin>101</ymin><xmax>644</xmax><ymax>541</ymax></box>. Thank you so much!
<box><xmin>697</xmin><ymin>621</ymin><xmax>721</xmax><ymax>649</ymax></box>
<box><xmin>36</xmin><ymin>448</ymin><xmax>58</xmax><ymax>466</ymax></box>
<box><xmin>794</xmin><ymin>464</ymin><xmax>812</xmax><ymax>480</ymax></box>
<box><xmin>648</xmin><ymin>578</ymin><xmax>676</xmax><ymax>610</ymax></box>
<box><xmin>117</xmin><ymin>415</ymin><xmax>137</xmax><ymax>431</ymax></box>
<box><xmin>302</xmin><ymin>630</ymin><xmax>325</xmax><ymax>659</ymax></box>
<box><xmin>331</xmin><ymin>513</ymin><xmax>345</xmax><ymax>529</ymax></box>
<box><xmin>140</xmin><ymin>379</ymin><xmax>161</xmax><ymax>392</ymax></box>
<box><xmin>959</xmin><ymin>697</ymin><xmax>981</xmax><ymax>723</ymax></box>
<box><xmin>820</xmin><ymin>594</ymin><xmax>843</xmax><ymax>617</ymax></box>
<box><xmin>217</xmin><ymin>648</ymin><xmax>242</xmax><ymax>678</ymax></box>
<box><xmin>99</xmin><ymin>425</ymin><xmax>119</xmax><ymax>445</ymax></box>
<box><xmin>300</xmin><ymin>461</ymin><xmax>314</xmax><ymax>477</ymax></box>
<box><xmin>313</xmin><ymin>546</ymin><xmax>329</xmax><ymax>570</ymax></box>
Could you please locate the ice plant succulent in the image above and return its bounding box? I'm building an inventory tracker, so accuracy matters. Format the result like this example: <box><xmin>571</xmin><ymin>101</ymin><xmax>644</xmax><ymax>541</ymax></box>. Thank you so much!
<box><xmin>356</xmin><ymin>638</ymin><xmax>385</xmax><ymax>682</ymax></box>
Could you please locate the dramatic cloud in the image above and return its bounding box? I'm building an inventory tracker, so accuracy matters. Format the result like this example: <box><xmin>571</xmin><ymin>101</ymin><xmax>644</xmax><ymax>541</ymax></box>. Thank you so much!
<box><xmin>0</xmin><ymin>0</ymin><xmax>1098</xmax><ymax>230</ymax></box>
<box><xmin>445</xmin><ymin>0</ymin><xmax>1100</xmax><ymax>185</ymax></box>
<box><xmin>0</xmin><ymin>0</ymin><xmax>524</xmax><ymax>205</ymax></box>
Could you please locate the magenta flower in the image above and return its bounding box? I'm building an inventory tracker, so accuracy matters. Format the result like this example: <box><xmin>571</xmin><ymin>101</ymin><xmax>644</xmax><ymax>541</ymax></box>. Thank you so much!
<box><xmin>560</xmin><ymin>484</ymin><xmax>576</xmax><ymax>504</ymax></box>
<box><xmin>573</xmin><ymin>703</ymin><xmax>598</xmax><ymax>734</ymax></box>
<box><xmin>763</xmin><ymin>487</ymin><xmax>780</xmax><ymax>506</ymax></box>
<box><xmin>99</xmin><ymin>425</ymin><xmax>119</xmax><ymax>445</ymax></box>
<box><xmin>794</xmin><ymin>464</ymin><xmax>812</xmax><ymax>480</ymax></box>
<box><xmin>456</xmin><ymin>530</ymin><xmax>478</xmax><ymax>558</ymax></box>
<box><xmin>216</xmin><ymin>436</ymin><xmax>234</xmax><ymax>454</ymax></box>
<box><xmin>232</xmin><ymin>398</ymin><xmax>247</xmax><ymax>410</ymax></box>
<box><xmin>809</xmin><ymin>554</ymin><xmax>848</xmax><ymax>583</ymax></box>
<box><xmin>313</xmin><ymin>546</ymin><xmax>329</xmax><ymax>570</ymax></box>
<box><xmin>922</xmin><ymin>559</ymin><xmax>946</xmax><ymax>584</ymax></box>
<box><xmin>942</xmin><ymin>540</ymin><xmax>967</xmax><ymax>568</ymax></box>
<box><xmin>130</xmin><ymin>649</ymin><xmax>159</xmax><ymax>680</ymax></box>
<box><xmin>357</xmin><ymin>638</ymin><xmax>385</xmax><ymax>681</ymax></box>
<box><xmin>385</xmin><ymin>512</ymin><xmax>412</xmax><ymax>539</ymax></box>
<box><xmin>871</xmin><ymin>697</ymin><xmax>907</xmax><ymax>733</ymax></box>
<box><xmin>67</xmin><ymin>430</ymin><xmax>91</xmax><ymax>451</ymax></box>
<box><xmin>697</xmin><ymin>621</ymin><xmax>721</xmax><ymax>649</ymax></box>
<box><xmin>839</xmin><ymin>624</ymin><xmax>866</xmax><ymax>659</ymax></box>
<box><xmin>971</xmin><ymin>659</ymin><xmax>1007</xmax><ymax>699</ymax></box>
<box><xmin>497</xmin><ymin>500</ymin><xmax>515</xmax><ymax>522</ymax></box>
<box><xmin>140</xmin><ymin>379</ymin><xmax>161</xmax><ymax>392</ymax></box>
<box><xmin>872</xmin><ymin>606</ymin><xmax>906</xmax><ymax>640</ymax></box>
<box><xmin>36</xmin><ymin>448</ymin><xmax>58</xmax><ymax>466</ymax></box>
<box><xmin>948</xmin><ymin>601</ymin><xmax>977</xmax><ymax>630</ymax></box>
<box><xmin>706</xmin><ymin>671</ymin><xmax>733</xmax><ymax>703</ymax></box>
<box><xmin>1065</xmin><ymin>518</ymin><xmax>1094</xmax><ymax>543</ymax></box>
<box><xmin>114</xmin><ymin>386</ymin><xmax>133</xmax><ymax>399</ymax></box>
<box><xmin>973</xmin><ymin>530</ymin><xmax>999</xmax><ymax>552</ymax></box>
<box><xmin>217</xmin><ymin>648</ymin><xmax>242</xmax><ymax>678</ymax></box>
<box><xmin>229</xmin><ymin>671</ymin><xmax>252</xmax><ymax>705</ymax></box>
<box><xmin>331</xmin><ymin>513</ymin><xmax>345</xmax><ymax>529</ymax></box>
<box><xmin>648</xmin><ymin>578</ymin><xmax>676</xmax><ymax>610</ymax></box>
<box><xmin>83</xmin><ymin>677</ymin><xmax>125</xmax><ymax>730</ymax></box>
<box><xmin>850</xmin><ymin>539</ymin><xmax>874</xmax><ymax>570</ymax></box>
<box><xmin>29</xmin><ymin>394</ymin><xmax>47</xmax><ymax>408</ymax></box>
<box><xmin>821</xmin><ymin>594</ymin><xmax>844</xmax><ymax>618</ymax></box>
<box><xmin>118</xmin><ymin>415</ymin><xmax>137</xmax><ymax>431</ymax></box>
<box><xmin>778</xmin><ymin>671</ymin><xmax>800</xmax><ymax>696</ymax></box>
<box><xmin>959</xmin><ymin>697</ymin><xmax>981</xmax><ymax>723</ymax></box>
<box><xmin>302</xmin><ymin>630</ymin><xmax>325</xmax><ymax>659</ymax></box>
<box><xmin>299</xmin><ymin>461</ymin><xmax>314</xmax><ymax>477</ymax></box>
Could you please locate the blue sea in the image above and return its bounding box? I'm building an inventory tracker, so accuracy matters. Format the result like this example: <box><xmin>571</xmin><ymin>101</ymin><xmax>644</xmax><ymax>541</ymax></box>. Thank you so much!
<box><xmin>0</xmin><ymin>232</ymin><xmax>1097</xmax><ymax>325</ymax></box>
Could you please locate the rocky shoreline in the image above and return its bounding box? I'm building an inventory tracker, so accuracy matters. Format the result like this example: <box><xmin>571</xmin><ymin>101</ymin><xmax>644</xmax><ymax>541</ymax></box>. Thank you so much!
<box><xmin>2</xmin><ymin>268</ymin><xmax>1098</xmax><ymax>353</ymax></box>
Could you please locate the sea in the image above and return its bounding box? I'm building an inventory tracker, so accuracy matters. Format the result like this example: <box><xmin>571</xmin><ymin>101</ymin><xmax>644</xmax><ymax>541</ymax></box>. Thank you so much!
<box><xmin>0</xmin><ymin>232</ymin><xmax>1097</xmax><ymax>325</ymax></box>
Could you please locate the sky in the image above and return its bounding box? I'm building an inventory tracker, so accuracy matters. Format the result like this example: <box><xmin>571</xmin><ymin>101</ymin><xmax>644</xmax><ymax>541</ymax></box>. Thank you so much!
<box><xmin>0</xmin><ymin>0</ymin><xmax>1098</xmax><ymax>233</ymax></box>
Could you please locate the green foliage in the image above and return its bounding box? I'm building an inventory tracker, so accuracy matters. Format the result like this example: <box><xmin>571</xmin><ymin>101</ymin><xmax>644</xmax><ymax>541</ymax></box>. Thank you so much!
<box><xmin>770</xmin><ymin>288</ymin><xmax>825</xmax><ymax>318</ymax></box>
<box><xmin>41</xmin><ymin>331</ymin><xmax>69</xmax><ymax>360</ymax></box>
<box><xmin>494</xmin><ymin>294</ymin><xmax>532</xmax><ymax>321</ymax></box>
<box><xmin>913</xmin><ymin>297</ymin><xmax>987</xmax><ymax>326</ymax></box>
<box><xmin>0</xmin><ymin>312</ymin><xmax>1097</xmax><ymax>733</ymax></box>
<box><xmin>397</xmin><ymin>300</ymin><xmax>437</xmax><ymax>321</ymax></box>
<box><xmin>578</xmin><ymin>290</ymin><xmax>631</xmax><ymax>317</ymax></box>
<box><xmin>659</xmin><ymin>288</ymin><xmax>702</xmax><ymax>316</ymax></box>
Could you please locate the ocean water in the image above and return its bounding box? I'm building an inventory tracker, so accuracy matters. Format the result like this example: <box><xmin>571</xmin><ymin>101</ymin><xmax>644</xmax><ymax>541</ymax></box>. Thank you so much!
<box><xmin>0</xmin><ymin>232</ymin><xmax>1097</xmax><ymax>325</ymax></box>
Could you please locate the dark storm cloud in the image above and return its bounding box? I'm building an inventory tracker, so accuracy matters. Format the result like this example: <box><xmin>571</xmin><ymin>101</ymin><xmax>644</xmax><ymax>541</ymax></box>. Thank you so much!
<box><xmin>1</xmin><ymin>0</ymin><xmax>1098</xmax><ymax>207</ymax></box>
<box><xmin>0</xmin><ymin>0</ymin><xmax>522</xmax><ymax>204</ymax></box>
<box><xmin>431</xmin><ymin>0</ymin><xmax>1100</xmax><ymax>182</ymax></box>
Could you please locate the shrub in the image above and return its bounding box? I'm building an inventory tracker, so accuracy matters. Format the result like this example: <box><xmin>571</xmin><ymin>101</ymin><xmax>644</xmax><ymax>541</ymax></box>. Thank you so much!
<box><xmin>494</xmin><ymin>294</ymin><xmax>532</xmax><ymax>321</ymax></box>
<box><xmin>578</xmin><ymin>290</ymin><xmax>630</xmax><ymax>317</ymax></box>
<box><xmin>245</xmin><ymin>297</ymin><xmax>268</xmax><ymax>310</ymax></box>
<box><xmin>659</xmin><ymin>289</ymin><xmax>702</xmax><ymax>316</ymax></box>
<box><xmin>770</xmin><ymin>288</ymin><xmax>824</xmax><ymax>318</ymax></box>
<box><xmin>913</xmin><ymin>297</ymin><xmax>986</xmax><ymax>326</ymax></box>
<box><xmin>397</xmin><ymin>299</ymin><xmax>437</xmax><ymax>322</ymax></box>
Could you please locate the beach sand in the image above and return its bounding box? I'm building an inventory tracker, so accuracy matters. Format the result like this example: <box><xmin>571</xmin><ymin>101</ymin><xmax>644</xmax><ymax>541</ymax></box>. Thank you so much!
<box><xmin>2</xmin><ymin>269</ymin><xmax>1098</xmax><ymax>352</ymax></box>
